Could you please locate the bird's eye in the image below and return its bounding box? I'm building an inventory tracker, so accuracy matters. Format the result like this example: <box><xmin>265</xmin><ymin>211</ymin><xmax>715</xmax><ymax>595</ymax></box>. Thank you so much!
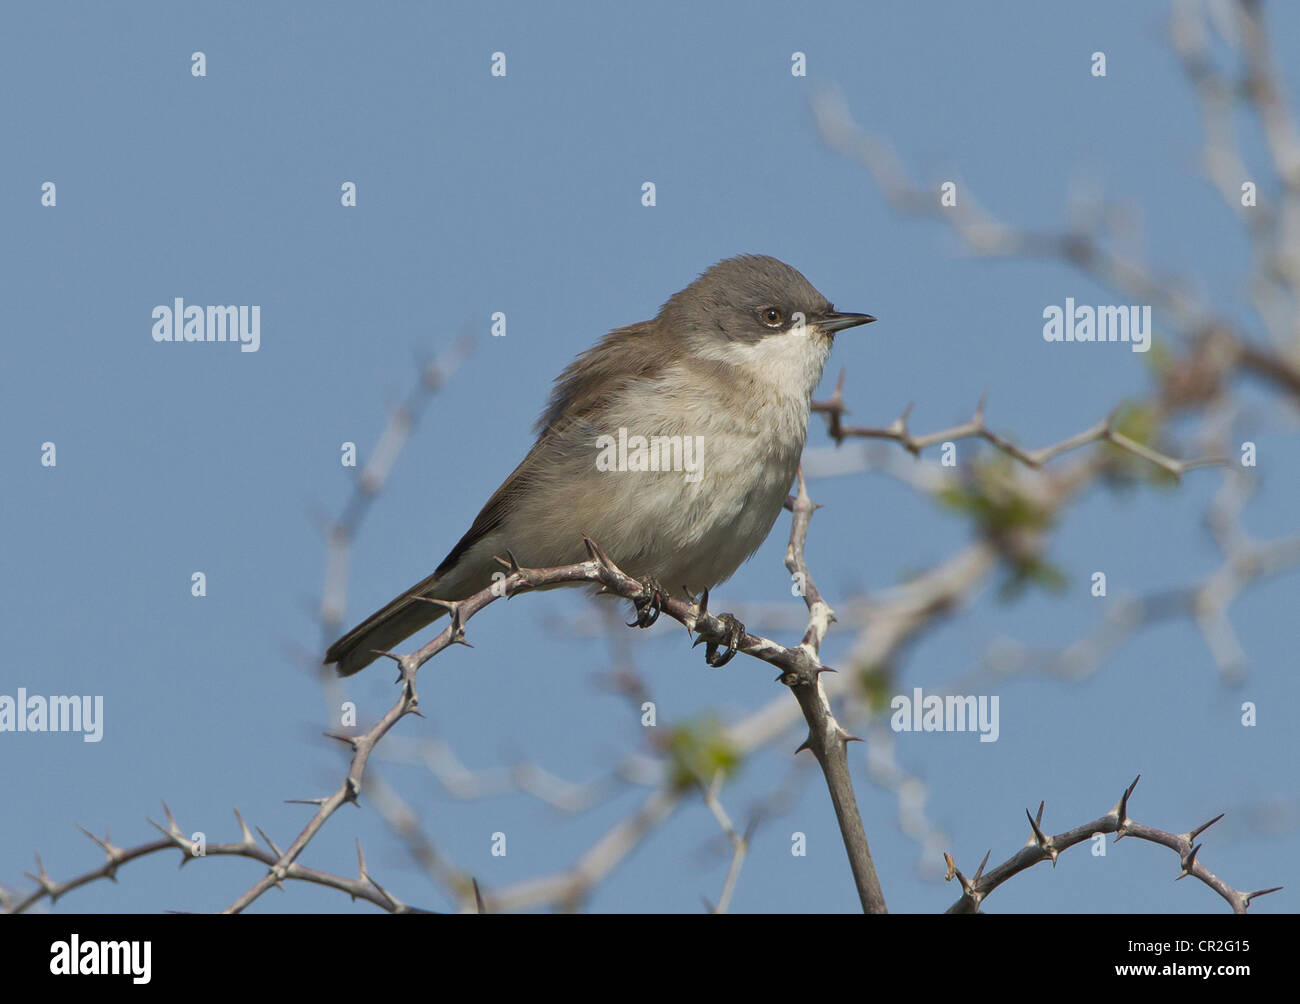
<box><xmin>760</xmin><ymin>307</ymin><xmax>784</xmax><ymax>327</ymax></box>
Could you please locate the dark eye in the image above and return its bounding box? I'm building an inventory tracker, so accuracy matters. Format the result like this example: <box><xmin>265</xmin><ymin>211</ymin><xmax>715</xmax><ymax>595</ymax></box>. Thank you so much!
<box><xmin>760</xmin><ymin>307</ymin><xmax>784</xmax><ymax>327</ymax></box>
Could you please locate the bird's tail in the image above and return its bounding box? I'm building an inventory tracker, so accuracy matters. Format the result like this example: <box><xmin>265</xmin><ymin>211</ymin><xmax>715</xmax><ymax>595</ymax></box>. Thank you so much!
<box><xmin>324</xmin><ymin>569</ymin><xmax>448</xmax><ymax>677</ymax></box>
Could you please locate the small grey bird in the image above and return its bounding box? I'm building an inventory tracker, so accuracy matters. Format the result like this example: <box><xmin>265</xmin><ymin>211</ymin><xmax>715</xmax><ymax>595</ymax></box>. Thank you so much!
<box><xmin>325</xmin><ymin>254</ymin><xmax>874</xmax><ymax>676</ymax></box>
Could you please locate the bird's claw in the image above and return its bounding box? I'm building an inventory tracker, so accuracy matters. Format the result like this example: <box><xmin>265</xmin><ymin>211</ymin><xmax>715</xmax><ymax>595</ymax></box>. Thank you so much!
<box><xmin>694</xmin><ymin>612</ymin><xmax>744</xmax><ymax>667</ymax></box>
<box><xmin>628</xmin><ymin>577</ymin><xmax>665</xmax><ymax>628</ymax></box>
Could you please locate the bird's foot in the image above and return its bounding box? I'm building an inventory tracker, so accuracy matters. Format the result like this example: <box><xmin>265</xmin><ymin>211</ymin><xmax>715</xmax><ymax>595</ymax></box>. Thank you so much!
<box><xmin>627</xmin><ymin>576</ymin><xmax>666</xmax><ymax>628</ymax></box>
<box><xmin>700</xmin><ymin>613</ymin><xmax>744</xmax><ymax>667</ymax></box>
<box><xmin>690</xmin><ymin>589</ymin><xmax>745</xmax><ymax>667</ymax></box>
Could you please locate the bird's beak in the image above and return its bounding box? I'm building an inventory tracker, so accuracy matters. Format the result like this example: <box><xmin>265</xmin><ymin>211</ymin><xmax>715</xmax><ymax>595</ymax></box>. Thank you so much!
<box><xmin>820</xmin><ymin>310</ymin><xmax>877</xmax><ymax>333</ymax></box>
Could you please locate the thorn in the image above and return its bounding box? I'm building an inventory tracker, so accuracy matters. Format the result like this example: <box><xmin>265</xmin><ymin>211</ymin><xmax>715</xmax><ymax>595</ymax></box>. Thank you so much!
<box><xmin>413</xmin><ymin>595</ymin><xmax>459</xmax><ymax>615</ymax></box>
<box><xmin>366</xmin><ymin>870</ymin><xmax>399</xmax><ymax>910</ymax></box>
<box><xmin>472</xmin><ymin>877</ymin><xmax>487</xmax><ymax>914</ymax></box>
<box><xmin>233</xmin><ymin>807</ymin><xmax>255</xmax><ymax>844</ymax></box>
<box><xmin>583</xmin><ymin>536</ymin><xmax>614</xmax><ymax>569</ymax></box>
<box><xmin>1188</xmin><ymin>813</ymin><xmax>1225</xmax><ymax>842</ymax></box>
<box><xmin>324</xmin><ymin>731</ymin><xmax>359</xmax><ymax>749</ymax></box>
<box><xmin>1244</xmin><ymin>886</ymin><xmax>1283</xmax><ymax>905</ymax></box>
<box><xmin>417</xmin><ymin>596</ymin><xmax>468</xmax><ymax>645</ymax></box>
<box><xmin>78</xmin><ymin>827</ymin><xmax>122</xmax><ymax>880</ymax></box>
<box><xmin>26</xmin><ymin>853</ymin><xmax>60</xmax><ymax>900</ymax></box>
<box><xmin>794</xmin><ymin>736</ymin><xmax>813</xmax><ymax>755</ymax></box>
<box><xmin>76</xmin><ymin>825</ymin><xmax>107</xmax><ymax>852</ymax></box>
<box><xmin>1113</xmin><ymin>774</ymin><xmax>1140</xmax><ymax>839</ymax></box>
<box><xmin>974</xmin><ymin>850</ymin><xmax>991</xmax><ymax>882</ymax></box>
<box><xmin>256</xmin><ymin>827</ymin><xmax>283</xmax><ymax>858</ymax></box>
<box><xmin>1033</xmin><ymin>812</ymin><xmax>1059</xmax><ymax>865</ymax></box>
<box><xmin>493</xmin><ymin>550</ymin><xmax>522</xmax><ymax>572</ymax></box>
<box><xmin>1177</xmin><ymin>843</ymin><xmax>1202</xmax><ymax>880</ymax></box>
<box><xmin>1026</xmin><ymin>806</ymin><xmax>1054</xmax><ymax>863</ymax></box>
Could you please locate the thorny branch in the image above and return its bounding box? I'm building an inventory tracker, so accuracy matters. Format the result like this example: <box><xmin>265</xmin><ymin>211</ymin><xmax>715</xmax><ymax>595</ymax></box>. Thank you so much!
<box><xmin>241</xmin><ymin>464</ymin><xmax>887</xmax><ymax>913</ymax></box>
<box><xmin>813</xmin><ymin>371</ymin><xmax>1227</xmax><ymax>477</ymax></box>
<box><xmin>944</xmin><ymin>776</ymin><xmax>1282</xmax><ymax>914</ymax></box>
<box><xmin>10</xmin><ymin>0</ymin><xmax>1295</xmax><ymax>916</ymax></box>
<box><xmin>4</xmin><ymin>805</ymin><xmax>425</xmax><ymax>915</ymax></box>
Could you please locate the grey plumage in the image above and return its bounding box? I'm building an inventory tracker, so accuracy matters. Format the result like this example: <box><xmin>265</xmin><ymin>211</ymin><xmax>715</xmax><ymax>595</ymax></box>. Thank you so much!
<box><xmin>325</xmin><ymin>255</ymin><xmax>873</xmax><ymax>677</ymax></box>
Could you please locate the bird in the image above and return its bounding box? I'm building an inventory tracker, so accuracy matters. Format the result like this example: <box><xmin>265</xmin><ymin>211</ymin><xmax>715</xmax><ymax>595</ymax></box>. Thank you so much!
<box><xmin>325</xmin><ymin>254</ymin><xmax>874</xmax><ymax>677</ymax></box>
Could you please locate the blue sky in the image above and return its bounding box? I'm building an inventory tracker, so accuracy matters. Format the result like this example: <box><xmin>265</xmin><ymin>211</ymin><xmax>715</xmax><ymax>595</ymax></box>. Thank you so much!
<box><xmin>2</xmin><ymin>1</ymin><xmax>1295</xmax><ymax>913</ymax></box>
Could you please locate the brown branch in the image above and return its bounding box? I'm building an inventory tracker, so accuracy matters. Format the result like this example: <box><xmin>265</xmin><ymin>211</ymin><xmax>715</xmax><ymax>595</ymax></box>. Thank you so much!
<box><xmin>3</xmin><ymin>804</ymin><xmax>422</xmax><ymax>915</ymax></box>
<box><xmin>223</xmin><ymin>691</ymin><xmax>420</xmax><ymax>913</ymax></box>
<box><xmin>783</xmin><ymin>469</ymin><xmax>887</xmax><ymax>913</ymax></box>
<box><xmin>812</xmin><ymin>370</ymin><xmax>1227</xmax><ymax>478</ymax></box>
<box><xmin>944</xmin><ymin>776</ymin><xmax>1282</xmax><ymax>914</ymax></box>
<box><xmin>225</xmin><ymin>499</ymin><xmax>884</xmax><ymax>913</ymax></box>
